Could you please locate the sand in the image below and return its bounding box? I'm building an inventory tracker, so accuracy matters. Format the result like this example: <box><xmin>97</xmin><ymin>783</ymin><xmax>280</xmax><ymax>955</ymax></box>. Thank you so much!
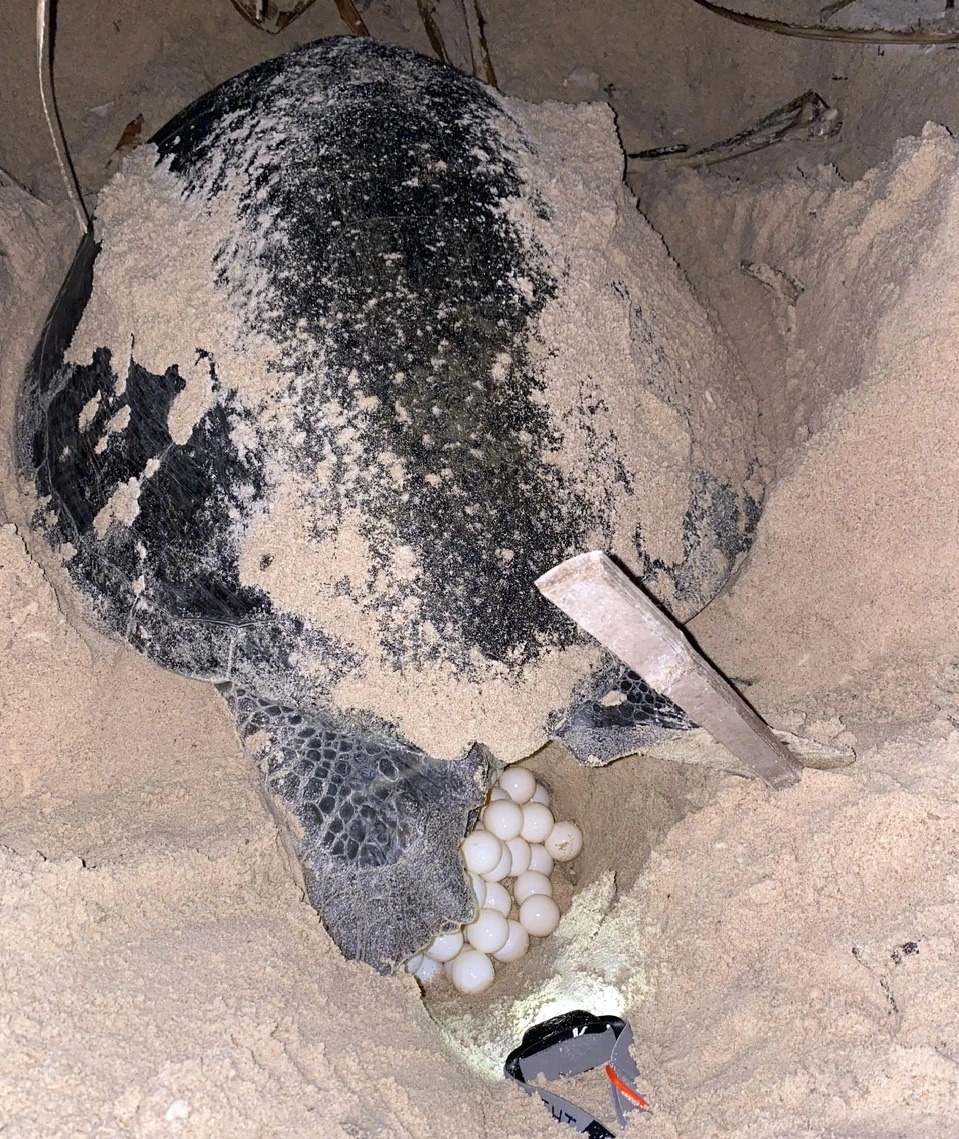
<box><xmin>2</xmin><ymin>1</ymin><xmax>959</xmax><ymax>1136</ymax></box>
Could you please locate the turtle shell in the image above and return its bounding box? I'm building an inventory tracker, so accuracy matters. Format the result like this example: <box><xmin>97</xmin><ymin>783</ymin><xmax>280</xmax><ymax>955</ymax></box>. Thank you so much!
<box><xmin>19</xmin><ymin>37</ymin><xmax>762</xmax><ymax>764</ymax></box>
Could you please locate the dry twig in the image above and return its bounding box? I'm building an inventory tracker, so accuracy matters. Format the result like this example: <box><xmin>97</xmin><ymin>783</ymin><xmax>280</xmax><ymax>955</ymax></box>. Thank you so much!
<box><xmin>36</xmin><ymin>0</ymin><xmax>89</xmax><ymax>234</ymax></box>
<box><xmin>462</xmin><ymin>0</ymin><xmax>498</xmax><ymax>87</ymax></box>
<box><xmin>416</xmin><ymin>0</ymin><xmax>452</xmax><ymax>64</ymax></box>
<box><xmin>630</xmin><ymin>90</ymin><xmax>840</xmax><ymax>168</ymax></box>
<box><xmin>689</xmin><ymin>0</ymin><xmax>959</xmax><ymax>43</ymax></box>
<box><xmin>333</xmin><ymin>0</ymin><xmax>370</xmax><ymax>36</ymax></box>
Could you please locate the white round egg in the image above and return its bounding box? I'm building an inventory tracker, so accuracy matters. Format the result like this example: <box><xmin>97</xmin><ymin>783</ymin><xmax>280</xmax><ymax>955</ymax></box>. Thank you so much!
<box><xmin>449</xmin><ymin>949</ymin><xmax>495</xmax><ymax>994</ymax></box>
<box><xmin>482</xmin><ymin>799</ymin><xmax>524</xmax><ymax>841</ymax></box>
<box><xmin>531</xmin><ymin>781</ymin><xmax>550</xmax><ymax>806</ymax></box>
<box><xmin>405</xmin><ymin>954</ymin><xmax>424</xmax><ymax>974</ymax></box>
<box><xmin>489</xmin><ymin>786</ymin><xmax>509</xmax><ymax>801</ymax></box>
<box><xmin>520</xmin><ymin>802</ymin><xmax>555</xmax><ymax>844</ymax></box>
<box><xmin>413</xmin><ymin>955</ymin><xmax>444</xmax><ymax>983</ymax></box>
<box><xmin>527</xmin><ymin>844</ymin><xmax>554</xmax><ymax>877</ymax></box>
<box><xmin>465</xmin><ymin>909</ymin><xmax>510</xmax><ymax>954</ymax></box>
<box><xmin>483</xmin><ymin>842</ymin><xmax>513</xmax><ymax>882</ymax></box>
<box><xmin>513</xmin><ymin>869</ymin><xmax>553</xmax><ymax>905</ymax></box>
<box><xmin>426</xmin><ymin>929</ymin><xmax>464</xmax><ymax>963</ymax></box>
<box><xmin>492</xmin><ymin>920</ymin><xmax>530</xmax><ymax>963</ymax></box>
<box><xmin>519</xmin><ymin>894</ymin><xmax>561</xmax><ymax>938</ymax></box>
<box><xmin>461</xmin><ymin>830</ymin><xmax>503</xmax><ymax>876</ymax></box>
<box><xmin>498</xmin><ymin>766</ymin><xmax>536</xmax><ymax>805</ymax></box>
<box><xmin>468</xmin><ymin>871</ymin><xmax>487</xmax><ymax>910</ymax></box>
<box><xmin>482</xmin><ymin>880</ymin><xmax>511</xmax><ymax>917</ymax></box>
<box><xmin>545</xmin><ymin>821</ymin><xmax>584</xmax><ymax>863</ymax></box>
<box><xmin>506</xmin><ymin>836</ymin><xmax>531</xmax><ymax>877</ymax></box>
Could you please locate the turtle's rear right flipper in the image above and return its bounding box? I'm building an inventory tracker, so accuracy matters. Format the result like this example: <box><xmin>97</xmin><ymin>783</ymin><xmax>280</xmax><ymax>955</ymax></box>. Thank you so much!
<box><xmin>552</xmin><ymin>660</ymin><xmax>694</xmax><ymax>766</ymax></box>
<box><xmin>222</xmin><ymin>684</ymin><xmax>493</xmax><ymax>972</ymax></box>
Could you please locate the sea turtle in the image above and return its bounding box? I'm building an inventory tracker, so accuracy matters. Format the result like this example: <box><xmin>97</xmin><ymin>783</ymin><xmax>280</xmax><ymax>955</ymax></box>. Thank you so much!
<box><xmin>17</xmin><ymin>37</ymin><xmax>762</xmax><ymax>972</ymax></box>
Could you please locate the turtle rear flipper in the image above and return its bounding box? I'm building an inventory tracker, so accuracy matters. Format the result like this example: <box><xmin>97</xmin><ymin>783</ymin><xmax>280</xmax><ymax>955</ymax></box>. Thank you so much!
<box><xmin>223</xmin><ymin>685</ymin><xmax>493</xmax><ymax>971</ymax></box>
<box><xmin>552</xmin><ymin>661</ymin><xmax>694</xmax><ymax>766</ymax></box>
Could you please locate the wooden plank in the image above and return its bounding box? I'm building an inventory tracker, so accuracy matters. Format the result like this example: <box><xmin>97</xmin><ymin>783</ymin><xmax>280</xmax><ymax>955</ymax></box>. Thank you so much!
<box><xmin>535</xmin><ymin>551</ymin><xmax>802</xmax><ymax>790</ymax></box>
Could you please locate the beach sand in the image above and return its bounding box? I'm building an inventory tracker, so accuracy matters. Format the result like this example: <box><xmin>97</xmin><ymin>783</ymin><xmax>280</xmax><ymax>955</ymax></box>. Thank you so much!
<box><xmin>2</xmin><ymin>2</ymin><xmax>958</xmax><ymax>1134</ymax></box>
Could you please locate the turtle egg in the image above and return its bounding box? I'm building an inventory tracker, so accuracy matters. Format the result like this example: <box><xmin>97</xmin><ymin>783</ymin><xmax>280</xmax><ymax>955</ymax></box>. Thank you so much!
<box><xmin>527</xmin><ymin>844</ymin><xmax>554</xmax><ymax>877</ymax></box>
<box><xmin>520</xmin><ymin>802</ymin><xmax>555</xmax><ymax>844</ymax></box>
<box><xmin>531</xmin><ymin>781</ymin><xmax>550</xmax><ymax>806</ymax></box>
<box><xmin>426</xmin><ymin>929</ymin><xmax>464</xmax><ymax>963</ymax></box>
<box><xmin>461</xmin><ymin>830</ymin><xmax>503</xmax><ymax>876</ymax></box>
<box><xmin>482</xmin><ymin>880</ymin><xmax>511</xmax><ymax>916</ymax></box>
<box><xmin>465</xmin><ymin>909</ymin><xmax>510</xmax><ymax>954</ymax></box>
<box><xmin>489</xmin><ymin>785</ymin><xmax>509</xmax><ymax>800</ymax></box>
<box><xmin>414</xmin><ymin>955</ymin><xmax>444</xmax><ymax>983</ymax></box>
<box><xmin>513</xmin><ymin>869</ymin><xmax>553</xmax><ymax>905</ymax></box>
<box><xmin>482</xmin><ymin>799</ymin><xmax>524</xmax><ymax>841</ymax></box>
<box><xmin>449</xmin><ymin>949</ymin><xmax>495</xmax><ymax>994</ymax></box>
<box><xmin>493</xmin><ymin>919</ymin><xmax>530</xmax><ymax>963</ymax></box>
<box><xmin>506</xmin><ymin>836</ymin><xmax>531</xmax><ymax>876</ymax></box>
<box><xmin>468</xmin><ymin>871</ymin><xmax>487</xmax><ymax>910</ymax></box>
<box><xmin>499</xmin><ymin>766</ymin><xmax>536</xmax><ymax>805</ymax></box>
<box><xmin>519</xmin><ymin>894</ymin><xmax>561</xmax><ymax>938</ymax></box>
<box><xmin>545</xmin><ymin>820</ymin><xmax>584</xmax><ymax>862</ymax></box>
<box><xmin>483</xmin><ymin>842</ymin><xmax>513</xmax><ymax>882</ymax></box>
<box><xmin>405</xmin><ymin>954</ymin><xmax>424</xmax><ymax>974</ymax></box>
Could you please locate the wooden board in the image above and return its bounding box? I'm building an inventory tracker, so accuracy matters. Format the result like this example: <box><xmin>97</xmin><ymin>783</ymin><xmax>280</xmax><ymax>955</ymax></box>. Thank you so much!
<box><xmin>536</xmin><ymin>552</ymin><xmax>802</xmax><ymax>791</ymax></box>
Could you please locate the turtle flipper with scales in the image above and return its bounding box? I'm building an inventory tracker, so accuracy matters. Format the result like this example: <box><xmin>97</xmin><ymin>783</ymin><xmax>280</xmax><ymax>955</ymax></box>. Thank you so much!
<box><xmin>224</xmin><ymin>684</ymin><xmax>492</xmax><ymax>965</ymax></box>
<box><xmin>17</xmin><ymin>38</ymin><xmax>762</xmax><ymax>971</ymax></box>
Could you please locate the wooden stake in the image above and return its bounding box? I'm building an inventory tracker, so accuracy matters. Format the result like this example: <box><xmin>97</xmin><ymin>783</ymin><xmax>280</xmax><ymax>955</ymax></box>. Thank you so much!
<box><xmin>536</xmin><ymin>552</ymin><xmax>802</xmax><ymax>791</ymax></box>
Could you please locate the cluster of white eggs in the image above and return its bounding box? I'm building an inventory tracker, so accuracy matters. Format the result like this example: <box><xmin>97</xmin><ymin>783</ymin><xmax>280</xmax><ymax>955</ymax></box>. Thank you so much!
<box><xmin>406</xmin><ymin>766</ymin><xmax>583</xmax><ymax>994</ymax></box>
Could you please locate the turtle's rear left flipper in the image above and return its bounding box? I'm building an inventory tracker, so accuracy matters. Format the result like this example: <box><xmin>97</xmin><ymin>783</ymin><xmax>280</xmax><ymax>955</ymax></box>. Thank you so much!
<box><xmin>222</xmin><ymin>685</ymin><xmax>493</xmax><ymax>971</ymax></box>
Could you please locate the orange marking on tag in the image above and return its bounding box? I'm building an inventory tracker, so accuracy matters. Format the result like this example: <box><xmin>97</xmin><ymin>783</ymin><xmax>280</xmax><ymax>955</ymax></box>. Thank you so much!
<box><xmin>605</xmin><ymin>1064</ymin><xmax>650</xmax><ymax>1109</ymax></box>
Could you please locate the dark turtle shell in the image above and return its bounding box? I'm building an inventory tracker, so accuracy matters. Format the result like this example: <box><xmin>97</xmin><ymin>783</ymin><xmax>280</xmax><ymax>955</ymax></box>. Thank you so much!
<box><xmin>19</xmin><ymin>35</ymin><xmax>760</xmax><ymax>762</ymax></box>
